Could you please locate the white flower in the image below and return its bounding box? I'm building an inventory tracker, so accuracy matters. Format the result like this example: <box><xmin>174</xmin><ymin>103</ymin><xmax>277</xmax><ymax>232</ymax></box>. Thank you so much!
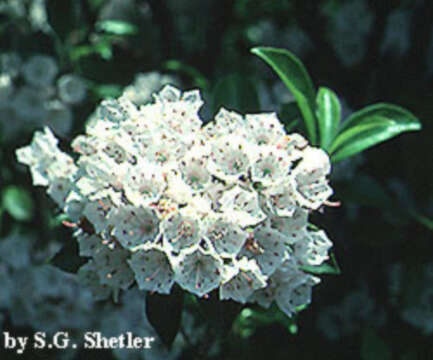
<box><xmin>93</xmin><ymin>245</ymin><xmax>135</xmax><ymax>290</ymax></box>
<box><xmin>128</xmin><ymin>245</ymin><xmax>175</xmax><ymax>294</ymax></box>
<box><xmin>245</xmin><ymin>113</ymin><xmax>285</xmax><ymax>146</ymax></box>
<box><xmin>122</xmin><ymin>159</ymin><xmax>165</xmax><ymax>207</ymax></box>
<box><xmin>110</xmin><ymin>205</ymin><xmax>160</xmax><ymax>250</ymax></box>
<box><xmin>240</xmin><ymin>224</ymin><xmax>288</xmax><ymax>276</ymax></box>
<box><xmin>204</xmin><ymin>107</ymin><xmax>247</xmax><ymax>138</ymax></box>
<box><xmin>208</xmin><ymin>135</ymin><xmax>253</xmax><ymax>182</ymax></box>
<box><xmin>203</xmin><ymin>213</ymin><xmax>248</xmax><ymax>257</ymax></box>
<box><xmin>76</xmin><ymin>232</ymin><xmax>105</xmax><ymax>257</ymax></box>
<box><xmin>220</xmin><ymin>257</ymin><xmax>267</xmax><ymax>303</ymax></box>
<box><xmin>57</xmin><ymin>74</ymin><xmax>87</xmax><ymax>104</ymax></box>
<box><xmin>162</xmin><ymin>209</ymin><xmax>202</xmax><ymax>252</ymax></box>
<box><xmin>22</xmin><ymin>55</ymin><xmax>58</xmax><ymax>87</ymax></box>
<box><xmin>16</xmin><ymin>127</ymin><xmax>76</xmax><ymax>186</ymax></box>
<box><xmin>173</xmin><ymin>247</ymin><xmax>223</xmax><ymax>297</ymax></box>
<box><xmin>293</xmin><ymin>230</ymin><xmax>333</xmax><ymax>266</ymax></box>
<box><xmin>275</xmin><ymin>274</ymin><xmax>320</xmax><ymax>317</ymax></box>
<box><xmin>292</xmin><ymin>147</ymin><xmax>333</xmax><ymax>209</ymax></box>
<box><xmin>122</xmin><ymin>72</ymin><xmax>179</xmax><ymax>106</ymax></box>
<box><xmin>250</xmin><ymin>145</ymin><xmax>292</xmax><ymax>186</ymax></box>
<box><xmin>220</xmin><ymin>186</ymin><xmax>266</xmax><ymax>228</ymax></box>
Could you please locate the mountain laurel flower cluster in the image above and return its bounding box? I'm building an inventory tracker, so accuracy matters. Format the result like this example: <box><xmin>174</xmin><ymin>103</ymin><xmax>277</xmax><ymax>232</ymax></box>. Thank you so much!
<box><xmin>16</xmin><ymin>85</ymin><xmax>334</xmax><ymax>317</ymax></box>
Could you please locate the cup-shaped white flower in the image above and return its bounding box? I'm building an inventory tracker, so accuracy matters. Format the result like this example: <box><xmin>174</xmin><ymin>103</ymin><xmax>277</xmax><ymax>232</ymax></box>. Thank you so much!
<box><xmin>76</xmin><ymin>232</ymin><xmax>105</xmax><ymax>257</ymax></box>
<box><xmin>157</xmin><ymin>88</ymin><xmax>203</xmax><ymax>137</ymax></box>
<box><xmin>110</xmin><ymin>205</ymin><xmax>160</xmax><ymax>249</ymax></box>
<box><xmin>268</xmin><ymin>207</ymin><xmax>308</xmax><ymax>234</ymax></box>
<box><xmin>208</xmin><ymin>135</ymin><xmax>253</xmax><ymax>182</ymax></box>
<box><xmin>93</xmin><ymin>246</ymin><xmax>135</xmax><ymax>290</ymax></box>
<box><xmin>128</xmin><ymin>245</ymin><xmax>175</xmax><ymax>294</ymax></box>
<box><xmin>240</xmin><ymin>224</ymin><xmax>288</xmax><ymax>276</ymax></box>
<box><xmin>245</xmin><ymin>113</ymin><xmax>285</xmax><ymax>146</ymax></box>
<box><xmin>178</xmin><ymin>145</ymin><xmax>212</xmax><ymax>190</ymax></box>
<box><xmin>122</xmin><ymin>159</ymin><xmax>165</xmax><ymax>207</ymax></box>
<box><xmin>220</xmin><ymin>257</ymin><xmax>267</xmax><ymax>303</ymax></box>
<box><xmin>16</xmin><ymin>127</ymin><xmax>75</xmax><ymax>186</ymax></box>
<box><xmin>162</xmin><ymin>210</ymin><xmax>202</xmax><ymax>252</ymax></box>
<box><xmin>83</xmin><ymin>192</ymin><xmax>120</xmax><ymax>234</ymax></box>
<box><xmin>204</xmin><ymin>108</ymin><xmax>247</xmax><ymax>138</ymax></box>
<box><xmin>275</xmin><ymin>274</ymin><xmax>320</xmax><ymax>317</ymax></box>
<box><xmin>263</xmin><ymin>179</ymin><xmax>298</xmax><ymax>217</ymax></box>
<box><xmin>250</xmin><ymin>145</ymin><xmax>292</xmax><ymax>187</ymax></box>
<box><xmin>22</xmin><ymin>55</ymin><xmax>58</xmax><ymax>87</ymax></box>
<box><xmin>292</xmin><ymin>147</ymin><xmax>333</xmax><ymax>209</ymax></box>
<box><xmin>220</xmin><ymin>185</ymin><xmax>266</xmax><ymax>227</ymax></box>
<box><xmin>293</xmin><ymin>230</ymin><xmax>333</xmax><ymax>266</ymax></box>
<box><xmin>203</xmin><ymin>214</ymin><xmax>248</xmax><ymax>257</ymax></box>
<box><xmin>173</xmin><ymin>247</ymin><xmax>223</xmax><ymax>297</ymax></box>
<box><xmin>57</xmin><ymin>74</ymin><xmax>87</xmax><ymax>104</ymax></box>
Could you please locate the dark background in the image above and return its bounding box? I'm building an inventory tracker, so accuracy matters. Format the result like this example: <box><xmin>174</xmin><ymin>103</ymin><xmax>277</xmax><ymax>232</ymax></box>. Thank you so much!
<box><xmin>1</xmin><ymin>0</ymin><xmax>433</xmax><ymax>359</ymax></box>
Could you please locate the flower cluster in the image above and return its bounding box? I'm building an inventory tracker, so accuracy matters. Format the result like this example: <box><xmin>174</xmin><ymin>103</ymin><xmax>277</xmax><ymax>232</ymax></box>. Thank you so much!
<box><xmin>0</xmin><ymin>52</ymin><xmax>86</xmax><ymax>139</ymax></box>
<box><xmin>16</xmin><ymin>85</ymin><xmax>334</xmax><ymax>316</ymax></box>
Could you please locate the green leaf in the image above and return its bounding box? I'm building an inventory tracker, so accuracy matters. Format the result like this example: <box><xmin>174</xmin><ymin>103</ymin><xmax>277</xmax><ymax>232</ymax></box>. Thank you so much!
<box><xmin>2</xmin><ymin>186</ymin><xmax>34</xmax><ymax>221</ymax></box>
<box><xmin>300</xmin><ymin>252</ymin><xmax>341</xmax><ymax>275</ymax></box>
<box><xmin>95</xmin><ymin>20</ymin><xmax>138</xmax><ymax>36</ymax></box>
<box><xmin>146</xmin><ymin>286</ymin><xmax>184</xmax><ymax>348</ymax></box>
<box><xmin>50</xmin><ymin>240</ymin><xmax>86</xmax><ymax>273</ymax></box>
<box><xmin>70</xmin><ymin>39</ymin><xmax>113</xmax><ymax>61</ymax></box>
<box><xmin>91</xmin><ymin>83</ymin><xmax>123</xmax><ymax>99</ymax></box>
<box><xmin>361</xmin><ymin>328</ymin><xmax>392</xmax><ymax>360</ymax></box>
<box><xmin>330</xmin><ymin>104</ymin><xmax>421</xmax><ymax>162</ymax></box>
<box><xmin>251</xmin><ymin>47</ymin><xmax>317</xmax><ymax>144</ymax></box>
<box><xmin>233</xmin><ymin>304</ymin><xmax>298</xmax><ymax>339</ymax></box>
<box><xmin>316</xmin><ymin>87</ymin><xmax>341</xmax><ymax>150</ymax></box>
<box><xmin>211</xmin><ymin>73</ymin><xmax>260</xmax><ymax>114</ymax></box>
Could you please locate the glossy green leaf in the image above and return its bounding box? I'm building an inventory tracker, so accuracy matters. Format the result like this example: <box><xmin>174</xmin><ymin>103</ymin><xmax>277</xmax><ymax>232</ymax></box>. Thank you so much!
<box><xmin>95</xmin><ymin>20</ymin><xmax>138</xmax><ymax>36</ymax></box>
<box><xmin>316</xmin><ymin>87</ymin><xmax>341</xmax><ymax>150</ymax></box>
<box><xmin>2</xmin><ymin>186</ymin><xmax>34</xmax><ymax>221</ymax></box>
<box><xmin>330</xmin><ymin>103</ymin><xmax>421</xmax><ymax>162</ymax></box>
<box><xmin>146</xmin><ymin>286</ymin><xmax>184</xmax><ymax>348</ymax></box>
<box><xmin>251</xmin><ymin>47</ymin><xmax>317</xmax><ymax>144</ymax></box>
<box><xmin>211</xmin><ymin>73</ymin><xmax>259</xmax><ymax>114</ymax></box>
